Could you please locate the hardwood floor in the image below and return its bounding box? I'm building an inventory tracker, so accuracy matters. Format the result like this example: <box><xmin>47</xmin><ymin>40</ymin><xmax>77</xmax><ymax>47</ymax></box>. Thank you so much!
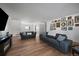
<box><xmin>6</xmin><ymin>36</ymin><xmax>66</xmax><ymax>56</ymax></box>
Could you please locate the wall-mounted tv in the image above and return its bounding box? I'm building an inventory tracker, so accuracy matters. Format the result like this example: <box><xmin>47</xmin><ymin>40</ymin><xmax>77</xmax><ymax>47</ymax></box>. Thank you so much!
<box><xmin>0</xmin><ymin>8</ymin><xmax>9</xmax><ymax>31</ymax></box>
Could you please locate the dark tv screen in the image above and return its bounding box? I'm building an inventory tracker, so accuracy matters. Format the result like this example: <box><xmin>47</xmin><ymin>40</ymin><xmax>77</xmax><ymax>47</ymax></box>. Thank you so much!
<box><xmin>0</xmin><ymin>8</ymin><xmax>9</xmax><ymax>31</ymax></box>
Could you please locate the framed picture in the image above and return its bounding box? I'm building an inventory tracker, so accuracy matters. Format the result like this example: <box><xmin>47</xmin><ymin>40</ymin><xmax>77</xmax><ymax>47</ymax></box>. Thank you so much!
<box><xmin>50</xmin><ymin>23</ymin><xmax>56</xmax><ymax>30</ymax></box>
<box><xmin>61</xmin><ymin>27</ymin><xmax>67</xmax><ymax>31</ymax></box>
<box><xmin>55</xmin><ymin>20</ymin><xmax>57</xmax><ymax>22</ymax></box>
<box><xmin>61</xmin><ymin>17</ymin><xmax>67</xmax><ymax>27</ymax></box>
<box><xmin>68</xmin><ymin>27</ymin><xmax>73</xmax><ymax>30</ymax></box>
<box><xmin>68</xmin><ymin>16</ymin><xmax>72</xmax><ymax>19</ymax></box>
<box><xmin>58</xmin><ymin>20</ymin><xmax>60</xmax><ymax>22</ymax></box>
<box><xmin>75</xmin><ymin>24</ymin><xmax>79</xmax><ymax>27</ymax></box>
<box><xmin>50</xmin><ymin>27</ymin><xmax>56</xmax><ymax>30</ymax></box>
<box><xmin>56</xmin><ymin>22</ymin><xmax>60</xmax><ymax>27</ymax></box>
<box><xmin>67</xmin><ymin>16</ymin><xmax>74</xmax><ymax>26</ymax></box>
<box><xmin>75</xmin><ymin>16</ymin><xmax>79</xmax><ymax>23</ymax></box>
<box><xmin>61</xmin><ymin>22</ymin><xmax>66</xmax><ymax>27</ymax></box>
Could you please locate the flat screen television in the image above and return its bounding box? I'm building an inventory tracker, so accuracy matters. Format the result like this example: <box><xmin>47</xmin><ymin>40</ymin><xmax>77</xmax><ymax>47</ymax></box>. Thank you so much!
<box><xmin>0</xmin><ymin>8</ymin><xmax>9</xmax><ymax>31</ymax></box>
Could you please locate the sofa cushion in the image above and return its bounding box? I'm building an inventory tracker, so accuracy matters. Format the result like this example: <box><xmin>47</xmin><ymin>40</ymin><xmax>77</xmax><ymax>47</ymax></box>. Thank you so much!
<box><xmin>60</xmin><ymin>40</ymin><xmax>72</xmax><ymax>53</ymax></box>
<box><xmin>49</xmin><ymin>38</ymin><xmax>59</xmax><ymax>47</ymax></box>
<box><xmin>57</xmin><ymin>35</ymin><xmax>66</xmax><ymax>41</ymax></box>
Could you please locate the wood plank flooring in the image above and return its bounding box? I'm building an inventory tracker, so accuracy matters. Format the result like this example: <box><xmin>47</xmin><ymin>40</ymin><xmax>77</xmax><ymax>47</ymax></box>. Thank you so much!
<box><xmin>6</xmin><ymin>36</ymin><xmax>66</xmax><ymax>56</ymax></box>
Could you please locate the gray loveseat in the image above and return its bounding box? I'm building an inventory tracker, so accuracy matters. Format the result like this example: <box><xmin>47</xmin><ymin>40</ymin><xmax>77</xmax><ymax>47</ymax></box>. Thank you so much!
<box><xmin>40</xmin><ymin>33</ymin><xmax>72</xmax><ymax>54</ymax></box>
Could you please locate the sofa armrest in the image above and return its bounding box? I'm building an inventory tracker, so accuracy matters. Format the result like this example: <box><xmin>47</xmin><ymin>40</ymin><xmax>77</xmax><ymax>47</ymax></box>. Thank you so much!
<box><xmin>60</xmin><ymin>39</ymin><xmax>72</xmax><ymax>53</ymax></box>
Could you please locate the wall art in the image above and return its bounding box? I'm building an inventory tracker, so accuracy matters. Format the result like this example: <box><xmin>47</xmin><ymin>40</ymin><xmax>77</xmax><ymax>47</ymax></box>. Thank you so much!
<box><xmin>61</xmin><ymin>17</ymin><xmax>67</xmax><ymax>27</ymax></box>
<box><xmin>67</xmin><ymin>16</ymin><xmax>74</xmax><ymax>26</ymax></box>
<box><xmin>75</xmin><ymin>24</ymin><xmax>79</xmax><ymax>27</ymax></box>
<box><xmin>68</xmin><ymin>27</ymin><xmax>73</xmax><ymax>30</ymax></box>
<box><xmin>61</xmin><ymin>27</ymin><xmax>67</xmax><ymax>31</ymax></box>
<box><xmin>56</xmin><ymin>22</ymin><xmax>60</xmax><ymax>27</ymax></box>
<box><xmin>75</xmin><ymin>16</ymin><xmax>79</xmax><ymax>23</ymax></box>
<box><xmin>50</xmin><ymin>23</ymin><xmax>56</xmax><ymax>30</ymax></box>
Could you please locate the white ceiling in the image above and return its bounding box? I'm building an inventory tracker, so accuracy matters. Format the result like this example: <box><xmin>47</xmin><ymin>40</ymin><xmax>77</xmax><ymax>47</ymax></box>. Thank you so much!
<box><xmin>0</xmin><ymin>3</ymin><xmax>79</xmax><ymax>22</ymax></box>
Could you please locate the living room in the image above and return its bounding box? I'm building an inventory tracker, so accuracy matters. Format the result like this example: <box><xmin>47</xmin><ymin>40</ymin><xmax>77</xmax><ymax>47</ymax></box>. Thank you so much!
<box><xmin>0</xmin><ymin>3</ymin><xmax>79</xmax><ymax>57</ymax></box>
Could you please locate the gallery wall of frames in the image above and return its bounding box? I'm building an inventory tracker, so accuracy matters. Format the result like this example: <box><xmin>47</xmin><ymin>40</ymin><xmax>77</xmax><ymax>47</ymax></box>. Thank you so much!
<box><xmin>50</xmin><ymin>15</ymin><xmax>79</xmax><ymax>31</ymax></box>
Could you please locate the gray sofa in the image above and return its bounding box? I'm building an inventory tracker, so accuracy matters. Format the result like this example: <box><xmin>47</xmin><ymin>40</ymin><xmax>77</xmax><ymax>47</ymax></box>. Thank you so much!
<box><xmin>40</xmin><ymin>33</ymin><xmax>72</xmax><ymax>54</ymax></box>
<box><xmin>20</xmin><ymin>31</ymin><xmax>36</xmax><ymax>40</ymax></box>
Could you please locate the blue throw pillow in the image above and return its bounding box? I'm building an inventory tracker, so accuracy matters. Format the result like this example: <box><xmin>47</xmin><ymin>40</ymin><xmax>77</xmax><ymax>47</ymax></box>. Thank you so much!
<box><xmin>57</xmin><ymin>35</ymin><xmax>66</xmax><ymax>41</ymax></box>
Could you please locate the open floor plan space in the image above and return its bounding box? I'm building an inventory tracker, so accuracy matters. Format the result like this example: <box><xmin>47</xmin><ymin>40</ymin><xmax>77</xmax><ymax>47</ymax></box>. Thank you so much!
<box><xmin>0</xmin><ymin>3</ymin><xmax>79</xmax><ymax>56</ymax></box>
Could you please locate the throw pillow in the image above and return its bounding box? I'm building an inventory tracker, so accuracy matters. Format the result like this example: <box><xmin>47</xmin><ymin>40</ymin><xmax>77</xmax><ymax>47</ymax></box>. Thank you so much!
<box><xmin>57</xmin><ymin>35</ymin><xmax>66</xmax><ymax>41</ymax></box>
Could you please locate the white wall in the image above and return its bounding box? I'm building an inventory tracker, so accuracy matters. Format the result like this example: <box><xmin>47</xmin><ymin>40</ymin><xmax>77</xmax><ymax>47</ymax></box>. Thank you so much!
<box><xmin>39</xmin><ymin>22</ymin><xmax>46</xmax><ymax>34</ymax></box>
<box><xmin>20</xmin><ymin>23</ymin><xmax>35</xmax><ymax>32</ymax></box>
<box><xmin>5</xmin><ymin>17</ymin><xmax>21</xmax><ymax>34</ymax></box>
<box><xmin>0</xmin><ymin>17</ymin><xmax>35</xmax><ymax>36</ymax></box>
<box><xmin>47</xmin><ymin>13</ymin><xmax>79</xmax><ymax>42</ymax></box>
<box><xmin>2</xmin><ymin>17</ymin><xmax>36</xmax><ymax>34</ymax></box>
<box><xmin>3</xmin><ymin>17</ymin><xmax>46</xmax><ymax>35</ymax></box>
